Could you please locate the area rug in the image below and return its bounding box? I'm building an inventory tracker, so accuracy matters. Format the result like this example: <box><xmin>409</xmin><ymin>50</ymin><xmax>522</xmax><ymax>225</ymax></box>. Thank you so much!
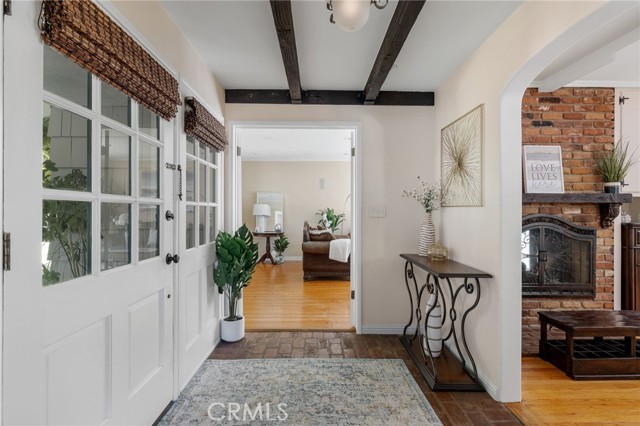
<box><xmin>158</xmin><ymin>358</ymin><xmax>442</xmax><ymax>425</ymax></box>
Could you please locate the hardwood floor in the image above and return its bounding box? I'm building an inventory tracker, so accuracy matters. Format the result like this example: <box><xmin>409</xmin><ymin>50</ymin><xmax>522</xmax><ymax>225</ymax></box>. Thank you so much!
<box><xmin>506</xmin><ymin>356</ymin><xmax>640</xmax><ymax>425</ymax></box>
<box><xmin>243</xmin><ymin>261</ymin><xmax>351</xmax><ymax>330</ymax></box>
<box><xmin>244</xmin><ymin>263</ymin><xmax>640</xmax><ymax>425</ymax></box>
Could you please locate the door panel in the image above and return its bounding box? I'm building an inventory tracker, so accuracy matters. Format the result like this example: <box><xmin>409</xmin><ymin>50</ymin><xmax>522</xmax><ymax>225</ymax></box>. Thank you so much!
<box><xmin>176</xmin><ymin>93</ymin><xmax>221</xmax><ymax>390</ymax></box>
<box><xmin>3</xmin><ymin>2</ymin><xmax>175</xmax><ymax>424</ymax></box>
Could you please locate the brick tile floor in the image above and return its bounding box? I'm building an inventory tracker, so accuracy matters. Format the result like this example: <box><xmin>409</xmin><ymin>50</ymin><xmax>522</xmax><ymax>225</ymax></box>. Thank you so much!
<box><xmin>209</xmin><ymin>332</ymin><xmax>523</xmax><ymax>426</ymax></box>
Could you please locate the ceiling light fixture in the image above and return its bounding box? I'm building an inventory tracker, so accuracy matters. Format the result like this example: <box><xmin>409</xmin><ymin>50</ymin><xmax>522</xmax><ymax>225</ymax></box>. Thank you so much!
<box><xmin>326</xmin><ymin>0</ymin><xmax>388</xmax><ymax>32</ymax></box>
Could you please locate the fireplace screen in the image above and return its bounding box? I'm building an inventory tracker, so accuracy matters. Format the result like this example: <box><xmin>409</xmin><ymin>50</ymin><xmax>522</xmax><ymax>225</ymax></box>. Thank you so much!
<box><xmin>521</xmin><ymin>215</ymin><xmax>596</xmax><ymax>297</ymax></box>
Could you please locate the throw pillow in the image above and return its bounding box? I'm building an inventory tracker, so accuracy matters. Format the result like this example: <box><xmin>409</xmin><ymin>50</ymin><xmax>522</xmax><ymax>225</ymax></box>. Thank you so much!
<box><xmin>309</xmin><ymin>229</ymin><xmax>336</xmax><ymax>241</ymax></box>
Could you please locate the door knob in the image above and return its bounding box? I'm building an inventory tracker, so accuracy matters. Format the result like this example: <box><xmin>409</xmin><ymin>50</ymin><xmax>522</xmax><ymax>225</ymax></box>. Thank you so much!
<box><xmin>166</xmin><ymin>253</ymin><xmax>180</xmax><ymax>264</ymax></box>
<box><xmin>165</xmin><ymin>210</ymin><xmax>175</xmax><ymax>221</ymax></box>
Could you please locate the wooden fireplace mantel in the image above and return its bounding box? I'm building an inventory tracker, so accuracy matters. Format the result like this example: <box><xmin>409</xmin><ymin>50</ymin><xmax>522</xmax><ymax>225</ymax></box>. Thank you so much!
<box><xmin>522</xmin><ymin>193</ymin><xmax>632</xmax><ymax>228</ymax></box>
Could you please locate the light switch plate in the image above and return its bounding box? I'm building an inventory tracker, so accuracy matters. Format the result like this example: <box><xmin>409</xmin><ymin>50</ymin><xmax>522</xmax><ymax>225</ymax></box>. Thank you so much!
<box><xmin>368</xmin><ymin>205</ymin><xmax>386</xmax><ymax>218</ymax></box>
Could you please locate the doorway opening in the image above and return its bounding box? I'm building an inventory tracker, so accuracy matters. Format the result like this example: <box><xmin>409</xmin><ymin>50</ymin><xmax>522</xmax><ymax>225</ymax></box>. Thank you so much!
<box><xmin>228</xmin><ymin>122</ymin><xmax>361</xmax><ymax>332</ymax></box>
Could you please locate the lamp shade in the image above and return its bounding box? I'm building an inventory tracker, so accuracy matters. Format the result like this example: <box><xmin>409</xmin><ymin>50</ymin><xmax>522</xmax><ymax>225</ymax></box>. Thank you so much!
<box><xmin>252</xmin><ymin>204</ymin><xmax>271</xmax><ymax>217</ymax></box>
<box><xmin>333</xmin><ymin>0</ymin><xmax>370</xmax><ymax>32</ymax></box>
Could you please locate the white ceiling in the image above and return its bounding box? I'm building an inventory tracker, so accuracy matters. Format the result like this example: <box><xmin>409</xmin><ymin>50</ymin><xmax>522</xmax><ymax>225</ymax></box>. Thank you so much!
<box><xmin>161</xmin><ymin>1</ymin><xmax>639</xmax><ymax>161</ymax></box>
<box><xmin>161</xmin><ymin>0</ymin><xmax>522</xmax><ymax>91</ymax></box>
<box><xmin>237</xmin><ymin>127</ymin><xmax>352</xmax><ymax>161</ymax></box>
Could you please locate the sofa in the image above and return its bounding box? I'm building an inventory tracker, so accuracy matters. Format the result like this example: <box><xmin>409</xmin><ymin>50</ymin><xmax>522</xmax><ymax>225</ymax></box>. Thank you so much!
<box><xmin>302</xmin><ymin>221</ymin><xmax>350</xmax><ymax>281</ymax></box>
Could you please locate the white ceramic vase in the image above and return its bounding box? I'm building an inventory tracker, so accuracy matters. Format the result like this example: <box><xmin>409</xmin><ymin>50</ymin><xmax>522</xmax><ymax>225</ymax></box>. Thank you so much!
<box><xmin>422</xmin><ymin>293</ymin><xmax>442</xmax><ymax>358</ymax></box>
<box><xmin>418</xmin><ymin>212</ymin><xmax>436</xmax><ymax>256</ymax></box>
<box><xmin>221</xmin><ymin>316</ymin><xmax>245</xmax><ymax>342</ymax></box>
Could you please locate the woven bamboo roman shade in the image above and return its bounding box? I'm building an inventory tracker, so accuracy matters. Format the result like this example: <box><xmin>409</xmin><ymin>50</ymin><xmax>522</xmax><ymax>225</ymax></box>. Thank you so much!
<box><xmin>184</xmin><ymin>97</ymin><xmax>228</xmax><ymax>152</ymax></box>
<box><xmin>39</xmin><ymin>0</ymin><xmax>181</xmax><ymax>121</ymax></box>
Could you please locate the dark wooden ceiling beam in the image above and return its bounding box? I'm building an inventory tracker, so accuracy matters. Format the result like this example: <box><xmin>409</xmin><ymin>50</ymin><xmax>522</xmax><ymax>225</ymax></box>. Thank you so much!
<box><xmin>269</xmin><ymin>0</ymin><xmax>302</xmax><ymax>104</ymax></box>
<box><xmin>363</xmin><ymin>0</ymin><xmax>426</xmax><ymax>105</ymax></box>
<box><xmin>225</xmin><ymin>89</ymin><xmax>434</xmax><ymax>106</ymax></box>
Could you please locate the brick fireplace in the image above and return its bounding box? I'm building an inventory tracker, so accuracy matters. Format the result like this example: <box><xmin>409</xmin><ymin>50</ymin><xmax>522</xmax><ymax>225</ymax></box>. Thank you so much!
<box><xmin>521</xmin><ymin>87</ymin><xmax>616</xmax><ymax>355</ymax></box>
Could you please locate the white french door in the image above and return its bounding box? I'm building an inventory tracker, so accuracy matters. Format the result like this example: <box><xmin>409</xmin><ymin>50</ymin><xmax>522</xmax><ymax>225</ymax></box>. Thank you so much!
<box><xmin>3</xmin><ymin>2</ymin><xmax>174</xmax><ymax>424</ymax></box>
<box><xmin>176</xmin><ymin>88</ymin><xmax>221</xmax><ymax>391</ymax></box>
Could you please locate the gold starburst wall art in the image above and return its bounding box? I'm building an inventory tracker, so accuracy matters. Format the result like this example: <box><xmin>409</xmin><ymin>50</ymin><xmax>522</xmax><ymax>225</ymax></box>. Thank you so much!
<box><xmin>441</xmin><ymin>104</ymin><xmax>484</xmax><ymax>207</ymax></box>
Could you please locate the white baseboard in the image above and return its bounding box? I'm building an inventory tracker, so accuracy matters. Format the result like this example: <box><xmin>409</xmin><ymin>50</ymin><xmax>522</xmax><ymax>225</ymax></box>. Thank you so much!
<box><xmin>284</xmin><ymin>256</ymin><xmax>302</xmax><ymax>261</ymax></box>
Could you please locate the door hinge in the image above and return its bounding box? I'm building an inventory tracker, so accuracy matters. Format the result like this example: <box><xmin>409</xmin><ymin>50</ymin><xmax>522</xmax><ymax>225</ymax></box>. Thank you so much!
<box><xmin>3</xmin><ymin>0</ymin><xmax>11</xmax><ymax>16</ymax></box>
<box><xmin>351</xmin><ymin>147</ymin><xmax>355</xmax><ymax>157</ymax></box>
<box><xmin>350</xmin><ymin>290</ymin><xmax>355</xmax><ymax>300</ymax></box>
<box><xmin>619</xmin><ymin>95</ymin><xmax>629</xmax><ymax>105</ymax></box>
<box><xmin>237</xmin><ymin>146</ymin><xmax>242</xmax><ymax>156</ymax></box>
<box><xmin>3</xmin><ymin>233</ymin><xmax>11</xmax><ymax>271</ymax></box>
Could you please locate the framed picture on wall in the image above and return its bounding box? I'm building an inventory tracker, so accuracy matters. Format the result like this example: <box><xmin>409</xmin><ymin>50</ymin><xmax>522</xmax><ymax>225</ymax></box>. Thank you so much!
<box><xmin>441</xmin><ymin>104</ymin><xmax>484</xmax><ymax>207</ymax></box>
<box><xmin>523</xmin><ymin>145</ymin><xmax>565</xmax><ymax>193</ymax></box>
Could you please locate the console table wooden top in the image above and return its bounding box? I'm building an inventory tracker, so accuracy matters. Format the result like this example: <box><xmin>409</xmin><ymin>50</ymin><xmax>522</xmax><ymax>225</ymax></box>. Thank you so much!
<box><xmin>400</xmin><ymin>254</ymin><xmax>493</xmax><ymax>279</ymax></box>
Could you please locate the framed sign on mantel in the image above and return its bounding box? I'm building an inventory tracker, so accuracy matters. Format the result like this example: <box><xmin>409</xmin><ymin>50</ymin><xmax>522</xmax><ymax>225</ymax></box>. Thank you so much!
<box><xmin>523</xmin><ymin>145</ymin><xmax>565</xmax><ymax>193</ymax></box>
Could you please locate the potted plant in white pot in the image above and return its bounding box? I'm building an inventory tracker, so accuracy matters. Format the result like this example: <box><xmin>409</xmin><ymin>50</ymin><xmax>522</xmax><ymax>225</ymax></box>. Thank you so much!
<box><xmin>213</xmin><ymin>224</ymin><xmax>258</xmax><ymax>342</ymax></box>
<box><xmin>273</xmin><ymin>233</ymin><xmax>290</xmax><ymax>264</ymax></box>
<box><xmin>596</xmin><ymin>139</ymin><xmax>637</xmax><ymax>193</ymax></box>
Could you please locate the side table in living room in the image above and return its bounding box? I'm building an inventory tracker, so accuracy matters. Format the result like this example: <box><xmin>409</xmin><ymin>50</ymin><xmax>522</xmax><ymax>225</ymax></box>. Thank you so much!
<box><xmin>253</xmin><ymin>231</ymin><xmax>283</xmax><ymax>264</ymax></box>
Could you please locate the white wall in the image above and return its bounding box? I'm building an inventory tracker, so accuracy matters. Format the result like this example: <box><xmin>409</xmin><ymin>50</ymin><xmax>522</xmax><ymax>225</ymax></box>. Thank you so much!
<box><xmin>242</xmin><ymin>161</ymin><xmax>351</xmax><ymax>257</ymax></box>
<box><xmin>434</xmin><ymin>0</ymin><xmax>636</xmax><ymax>402</ymax></box>
<box><xmin>107</xmin><ymin>0</ymin><xmax>225</xmax><ymax>117</ymax></box>
<box><xmin>227</xmin><ymin>105</ymin><xmax>437</xmax><ymax>329</ymax></box>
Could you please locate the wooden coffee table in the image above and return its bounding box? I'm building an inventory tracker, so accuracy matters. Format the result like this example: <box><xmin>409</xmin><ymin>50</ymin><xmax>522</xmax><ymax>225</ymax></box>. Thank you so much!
<box><xmin>538</xmin><ymin>310</ymin><xmax>640</xmax><ymax>380</ymax></box>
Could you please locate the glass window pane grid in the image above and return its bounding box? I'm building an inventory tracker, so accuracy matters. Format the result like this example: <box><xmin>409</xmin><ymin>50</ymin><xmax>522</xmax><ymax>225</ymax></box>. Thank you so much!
<box><xmin>44</xmin><ymin>45</ymin><xmax>91</xmax><ymax>108</ymax></box>
<box><xmin>101</xmin><ymin>202</ymin><xmax>131</xmax><ymax>271</ymax></box>
<box><xmin>42</xmin><ymin>53</ymin><xmax>169</xmax><ymax>285</ymax></box>
<box><xmin>101</xmin><ymin>125</ymin><xmax>132</xmax><ymax>196</ymax></box>
<box><xmin>43</xmin><ymin>101</ymin><xmax>92</xmax><ymax>193</ymax></box>
<box><xmin>139</xmin><ymin>204</ymin><xmax>160</xmax><ymax>261</ymax></box>
<box><xmin>100</xmin><ymin>80</ymin><xmax>131</xmax><ymax>127</ymax></box>
<box><xmin>42</xmin><ymin>200</ymin><xmax>92</xmax><ymax>286</ymax></box>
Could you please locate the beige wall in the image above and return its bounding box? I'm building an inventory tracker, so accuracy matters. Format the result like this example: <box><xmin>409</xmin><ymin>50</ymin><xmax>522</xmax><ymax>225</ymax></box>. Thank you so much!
<box><xmin>227</xmin><ymin>105</ymin><xmax>437</xmax><ymax>330</ymax></box>
<box><xmin>108</xmin><ymin>0</ymin><xmax>225</xmax><ymax>117</ymax></box>
<box><xmin>434</xmin><ymin>0</ymin><xmax>628</xmax><ymax>401</ymax></box>
<box><xmin>242</xmin><ymin>161</ymin><xmax>351</xmax><ymax>258</ymax></box>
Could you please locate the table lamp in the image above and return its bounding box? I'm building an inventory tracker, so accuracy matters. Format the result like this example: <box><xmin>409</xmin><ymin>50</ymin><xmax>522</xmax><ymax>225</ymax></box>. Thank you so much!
<box><xmin>253</xmin><ymin>203</ymin><xmax>271</xmax><ymax>233</ymax></box>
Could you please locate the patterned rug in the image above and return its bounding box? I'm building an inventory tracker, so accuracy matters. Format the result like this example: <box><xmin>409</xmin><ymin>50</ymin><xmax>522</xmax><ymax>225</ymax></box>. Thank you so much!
<box><xmin>158</xmin><ymin>358</ymin><xmax>442</xmax><ymax>425</ymax></box>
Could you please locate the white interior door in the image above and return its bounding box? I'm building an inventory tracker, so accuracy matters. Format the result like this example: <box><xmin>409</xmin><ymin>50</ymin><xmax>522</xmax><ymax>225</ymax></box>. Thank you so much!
<box><xmin>176</xmin><ymin>89</ymin><xmax>221</xmax><ymax>391</ymax></box>
<box><xmin>618</xmin><ymin>88</ymin><xmax>640</xmax><ymax>194</ymax></box>
<box><xmin>3</xmin><ymin>2</ymin><xmax>174</xmax><ymax>424</ymax></box>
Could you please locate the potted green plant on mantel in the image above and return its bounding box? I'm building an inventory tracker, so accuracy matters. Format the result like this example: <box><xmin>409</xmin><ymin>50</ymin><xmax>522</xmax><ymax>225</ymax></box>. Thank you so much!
<box><xmin>273</xmin><ymin>233</ymin><xmax>290</xmax><ymax>264</ymax></box>
<box><xmin>213</xmin><ymin>224</ymin><xmax>258</xmax><ymax>342</ymax></box>
<box><xmin>596</xmin><ymin>139</ymin><xmax>637</xmax><ymax>193</ymax></box>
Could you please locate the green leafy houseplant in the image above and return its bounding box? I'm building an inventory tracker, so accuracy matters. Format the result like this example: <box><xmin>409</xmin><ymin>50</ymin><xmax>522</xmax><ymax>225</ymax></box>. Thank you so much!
<box><xmin>316</xmin><ymin>208</ymin><xmax>346</xmax><ymax>233</ymax></box>
<box><xmin>596</xmin><ymin>139</ymin><xmax>637</xmax><ymax>184</ymax></box>
<box><xmin>273</xmin><ymin>234</ymin><xmax>290</xmax><ymax>255</ymax></box>
<box><xmin>213</xmin><ymin>224</ymin><xmax>259</xmax><ymax>321</ymax></box>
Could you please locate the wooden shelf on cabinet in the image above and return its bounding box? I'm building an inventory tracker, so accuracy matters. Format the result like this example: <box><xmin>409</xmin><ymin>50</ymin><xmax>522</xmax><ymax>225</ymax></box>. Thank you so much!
<box><xmin>522</xmin><ymin>193</ymin><xmax>632</xmax><ymax>228</ymax></box>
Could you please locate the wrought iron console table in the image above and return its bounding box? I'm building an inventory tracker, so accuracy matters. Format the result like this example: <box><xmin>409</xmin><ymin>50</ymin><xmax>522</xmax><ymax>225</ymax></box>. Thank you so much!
<box><xmin>399</xmin><ymin>254</ymin><xmax>492</xmax><ymax>391</ymax></box>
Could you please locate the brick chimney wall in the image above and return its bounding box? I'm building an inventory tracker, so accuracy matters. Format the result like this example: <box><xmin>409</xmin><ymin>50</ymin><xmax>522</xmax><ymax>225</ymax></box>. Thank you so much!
<box><xmin>521</xmin><ymin>88</ymin><xmax>615</xmax><ymax>355</ymax></box>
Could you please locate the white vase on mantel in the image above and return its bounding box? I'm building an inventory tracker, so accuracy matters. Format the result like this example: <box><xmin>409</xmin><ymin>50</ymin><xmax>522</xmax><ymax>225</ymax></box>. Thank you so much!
<box><xmin>418</xmin><ymin>212</ymin><xmax>436</xmax><ymax>256</ymax></box>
